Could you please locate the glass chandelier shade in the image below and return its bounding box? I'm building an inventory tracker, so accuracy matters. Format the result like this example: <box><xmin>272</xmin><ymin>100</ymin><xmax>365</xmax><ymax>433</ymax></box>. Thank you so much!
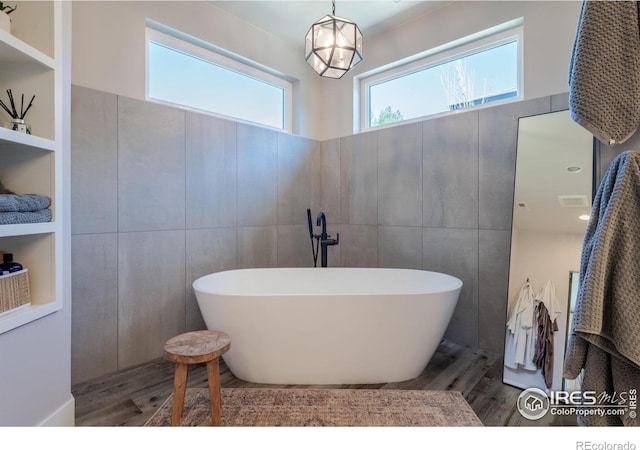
<box><xmin>305</xmin><ymin>8</ymin><xmax>363</xmax><ymax>79</ymax></box>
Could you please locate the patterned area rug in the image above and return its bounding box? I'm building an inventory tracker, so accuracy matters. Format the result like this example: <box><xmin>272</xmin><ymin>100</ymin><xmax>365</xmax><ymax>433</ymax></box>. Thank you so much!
<box><xmin>144</xmin><ymin>388</ymin><xmax>483</xmax><ymax>427</ymax></box>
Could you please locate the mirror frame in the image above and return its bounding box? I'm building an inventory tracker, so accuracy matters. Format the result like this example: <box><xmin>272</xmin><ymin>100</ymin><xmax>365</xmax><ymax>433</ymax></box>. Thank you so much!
<box><xmin>502</xmin><ymin>108</ymin><xmax>596</xmax><ymax>393</ymax></box>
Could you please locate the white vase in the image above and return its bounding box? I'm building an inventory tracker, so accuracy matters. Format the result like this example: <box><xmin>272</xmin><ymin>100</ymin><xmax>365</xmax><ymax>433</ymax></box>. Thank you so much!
<box><xmin>0</xmin><ymin>12</ymin><xmax>10</xmax><ymax>33</ymax></box>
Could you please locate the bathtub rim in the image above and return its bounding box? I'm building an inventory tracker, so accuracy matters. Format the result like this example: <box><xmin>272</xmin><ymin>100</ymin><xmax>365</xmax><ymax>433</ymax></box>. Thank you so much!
<box><xmin>193</xmin><ymin>267</ymin><xmax>463</xmax><ymax>298</ymax></box>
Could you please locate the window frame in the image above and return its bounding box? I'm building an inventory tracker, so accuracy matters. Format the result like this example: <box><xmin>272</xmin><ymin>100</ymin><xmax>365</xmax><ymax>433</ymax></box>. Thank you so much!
<box><xmin>145</xmin><ymin>24</ymin><xmax>293</xmax><ymax>132</ymax></box>
<box><xmin>358</xmin><ymin>22</ymin><xmax>524</xmax><ymax>132</ymax></box>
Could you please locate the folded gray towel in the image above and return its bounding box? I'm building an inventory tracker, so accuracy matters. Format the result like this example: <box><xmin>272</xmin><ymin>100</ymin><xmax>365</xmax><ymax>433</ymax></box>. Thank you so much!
<box><xmin>0</xmin><ymin>194</ymin><xmax>51</xmax><ymax>212</ymax></box>
<box><xmin>0</xmin><ymin>209</ymin><xmax>52</xmax><ymax>225</ymax></box>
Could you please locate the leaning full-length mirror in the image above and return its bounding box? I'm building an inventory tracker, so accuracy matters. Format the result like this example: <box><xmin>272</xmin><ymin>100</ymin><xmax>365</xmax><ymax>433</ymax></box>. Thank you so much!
<box><xmin>503</xmin><ymin>109</ymin><xmax>594</xmax><ymax>392</ymax></box>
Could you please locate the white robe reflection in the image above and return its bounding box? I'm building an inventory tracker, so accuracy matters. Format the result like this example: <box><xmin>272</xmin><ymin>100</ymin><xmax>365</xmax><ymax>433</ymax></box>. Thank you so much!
<box><xmin>504</xmin><ymin>279</ymin><xmax>537</xmax><ymax>371</ymax></box>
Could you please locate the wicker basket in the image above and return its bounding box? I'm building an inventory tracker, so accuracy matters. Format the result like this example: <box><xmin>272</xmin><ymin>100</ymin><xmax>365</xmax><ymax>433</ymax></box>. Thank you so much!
<box><xmin>0</xmin><ymin>269</ymin><xmax>31</xmax><ymax>315</ymax></box>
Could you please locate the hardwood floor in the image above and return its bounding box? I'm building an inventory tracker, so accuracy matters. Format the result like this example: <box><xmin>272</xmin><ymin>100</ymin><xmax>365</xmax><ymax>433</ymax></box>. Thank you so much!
<box><xmin>71</xmin><ymin>339</ymin><xmax>576</xmax><ymax>427</ymax></box>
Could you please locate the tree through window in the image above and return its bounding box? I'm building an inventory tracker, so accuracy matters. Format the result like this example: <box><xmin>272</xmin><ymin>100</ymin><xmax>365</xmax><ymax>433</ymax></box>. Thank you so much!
<box><xmin>361</xmin><ymin>23</ymin><xmax>522</xmax><ymax>130</ymax></box>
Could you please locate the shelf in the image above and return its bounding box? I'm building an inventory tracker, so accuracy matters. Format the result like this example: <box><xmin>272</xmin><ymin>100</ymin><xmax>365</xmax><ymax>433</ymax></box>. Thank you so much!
<box><xmin>0</xmin><ymin>231</ymin><xmax>58</xmax><ymax>336</ymax></box>
<box><xmin>0</xmin><ymin>126</ymin><xmax>55</xmax><ymax>151</ymax></box>
<box><xmin>0</xmin><ymin>302</ymin><xmax>60</xmax><ymax>335</ymax></box>
<box><xmin>0</xmin><ymin>28</ymin><xmax>55</xmax><ymax>70</ymax></box>
<box><xmin>0</xmin><ymin>222</ymin><xmax>56</xmax><ymax>238</ymax></box>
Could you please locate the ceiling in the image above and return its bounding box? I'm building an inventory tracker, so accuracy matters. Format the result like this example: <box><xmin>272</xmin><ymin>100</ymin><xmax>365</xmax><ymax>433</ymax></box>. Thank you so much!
<box><xmin>210</xmin><ymin>1</ymin><xmax>451</xmax><ymax>46</ymax></box>
<box><xmin>513</xmin><ymin>110</ymin><xmax>594</xmax><ymax>235</ymax></box>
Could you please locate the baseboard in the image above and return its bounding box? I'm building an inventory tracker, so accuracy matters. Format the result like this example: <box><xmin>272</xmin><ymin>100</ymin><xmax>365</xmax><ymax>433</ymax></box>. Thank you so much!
<box><xmin>38</xmin><ymin>395</ymin><xmax>75</xmax><ymax>426</ymax></box>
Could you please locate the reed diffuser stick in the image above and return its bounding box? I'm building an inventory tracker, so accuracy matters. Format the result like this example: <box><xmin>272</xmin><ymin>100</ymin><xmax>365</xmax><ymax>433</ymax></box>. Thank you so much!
<box><xmin>21</xmin><ymin>95</ymin><xmax>35</xmax><ymax>119</ymax></box>
<box><xmin>7</xmin><ymin>89</ymin><xmax>16</xmax><ymax>117</ymax></box>
<box><xmin>0</xmin><ymin>98</ymin><xmax>14</xmax><ymax>118</ymax></box>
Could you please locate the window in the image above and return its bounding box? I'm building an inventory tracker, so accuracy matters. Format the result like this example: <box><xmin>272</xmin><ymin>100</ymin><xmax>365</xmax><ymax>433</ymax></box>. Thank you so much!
<box><xmin>146</xmin><ymin>25</ymin><xmax>292</xmax><ymax>131</ymax></box>
<box><xmin>360</xmin><ymin>22</ymin><xmax>523</xmax><ymax>130</ymax></box>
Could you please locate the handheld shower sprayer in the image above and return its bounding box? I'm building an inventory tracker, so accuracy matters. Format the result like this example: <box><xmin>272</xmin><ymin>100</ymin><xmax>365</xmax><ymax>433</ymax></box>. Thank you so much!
<box><xmin>307</xmin><ymin>208</ymin><xmax>320</xmax><ymax>267</ymax></box>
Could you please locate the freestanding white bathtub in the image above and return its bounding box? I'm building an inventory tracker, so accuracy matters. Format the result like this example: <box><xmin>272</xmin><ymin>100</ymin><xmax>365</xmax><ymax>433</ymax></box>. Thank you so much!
<box><xmin>193</xmin><ymin>267</ymin><xmax>462</xmax><ymax>385</ymax></box>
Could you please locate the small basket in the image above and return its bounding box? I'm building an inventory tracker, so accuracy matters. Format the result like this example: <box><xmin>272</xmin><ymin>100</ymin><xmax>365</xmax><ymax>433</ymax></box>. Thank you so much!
<box><xmin>0</xmin><ymin>269</ymin><xmax>31</xmax><ymax>315</ymax></box>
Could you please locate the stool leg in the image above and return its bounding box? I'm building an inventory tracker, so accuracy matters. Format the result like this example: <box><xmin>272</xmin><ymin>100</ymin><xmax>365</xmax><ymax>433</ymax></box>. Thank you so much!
<box><xmin>171</xmin><ymin>363</ymin><xmax>189</xmax><ymax>426</ymax></box>
<box><xmin>206</xmin><ymin>358</ymin><xmax>222</xmax><ymax>426</ymax></box>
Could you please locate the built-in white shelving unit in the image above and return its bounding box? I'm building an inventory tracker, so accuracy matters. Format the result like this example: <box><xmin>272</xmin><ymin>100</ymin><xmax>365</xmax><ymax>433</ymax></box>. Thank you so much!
<box><xmin>0</xmin><ymin>1</ymin><xmax>63</xmax><ymax>335</ymax></box>
<box><xmin>0</xmin><ymin>126</ymin><xmax>55</xmax><ymax>151</ymax></box>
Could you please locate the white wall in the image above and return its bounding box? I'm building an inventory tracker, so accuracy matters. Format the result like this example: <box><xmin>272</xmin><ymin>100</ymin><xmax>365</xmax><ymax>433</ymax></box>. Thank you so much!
<box><xmin>72</xmin><ymin>1</ymin><xmax>582</xmax><ymax>142</ymax></box>
<box><xmin>71</xmin><ymin>1</ymin><xmax>325</xmax><ymax>140</ymax></box>
<box><xmin>503</xmin><ymin>227</ymin><xmax>584</xmax><ymax>392</ymax></box>
<box><xmin>321</xmin><ymin>0</ymin><xmax>583</xmax><ymax>139</ymax></box>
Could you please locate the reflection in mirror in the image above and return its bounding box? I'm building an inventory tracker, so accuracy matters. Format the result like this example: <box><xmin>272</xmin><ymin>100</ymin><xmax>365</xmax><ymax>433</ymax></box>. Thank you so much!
<box><xmin>563</xmin><ymin>271</ymin><xmax>583</xmax><ymax>392</ymax></box>
<box><xmin>503</xmin><ymin>109</ymin><xmax>594</xmax><ymax>393</ymax></box>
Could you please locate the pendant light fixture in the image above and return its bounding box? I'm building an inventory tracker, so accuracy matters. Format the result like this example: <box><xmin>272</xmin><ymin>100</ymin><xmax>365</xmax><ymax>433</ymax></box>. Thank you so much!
<box><xmin>305</xmin><ymin>0</ymin><xmax>363</xmax><ymax>79</ymax></box>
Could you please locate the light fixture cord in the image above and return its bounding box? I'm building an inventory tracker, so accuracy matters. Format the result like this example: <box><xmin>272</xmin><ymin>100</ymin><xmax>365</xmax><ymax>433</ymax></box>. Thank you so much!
<box><xmin>332</xmin><ymin>0</ymin><xmax>335</xmax><ymax>15</ymax></box>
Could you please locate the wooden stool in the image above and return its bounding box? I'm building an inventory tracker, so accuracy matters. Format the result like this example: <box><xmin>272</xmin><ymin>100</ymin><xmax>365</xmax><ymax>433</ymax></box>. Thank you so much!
<box><xmin>163</xmin><ymin>330</ymin><xmax>231</xmax><ymax>426</ymax></box>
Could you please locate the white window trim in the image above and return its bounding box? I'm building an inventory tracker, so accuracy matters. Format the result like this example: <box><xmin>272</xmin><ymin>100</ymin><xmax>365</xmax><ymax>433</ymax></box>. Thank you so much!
<box><xmin>357</xmin><ymin>20</ymin><xmax>524</xmax><ymax>133</ymax></box>
<box><xmin>145</xmin><ymin>23</ymin><xmax>293</xmax><ymax>133</ymax></box>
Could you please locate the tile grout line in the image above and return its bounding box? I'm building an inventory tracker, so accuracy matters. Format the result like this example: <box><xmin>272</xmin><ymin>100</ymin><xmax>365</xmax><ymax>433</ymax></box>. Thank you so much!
<box><xmin>116</xmin><ymin>93</ymin><xmax>120</xmax><ymax>372</ymax></box>
<box><xmin>476</xmin><ymin>109</ymin><xmax>481</xmax><ymax>350</ymax></box>
<box><xmin>183</xmin><ymin>110</ymin><xmax>187</xmax><ymax>332</ymax></box>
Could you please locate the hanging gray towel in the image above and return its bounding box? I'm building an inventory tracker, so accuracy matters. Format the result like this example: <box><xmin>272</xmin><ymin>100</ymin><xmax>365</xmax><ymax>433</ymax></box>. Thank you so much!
<box><xmin>563</xmin><ymin>151</ymin><xmax>640</xmax><ymax>426</ymax></box>
<box><xmin>0</xmin><ymin>194</ymin><xmax>51</xmax><ymax>212</ymax></box>
<box><xmin>569</xmin><ymin>1</ymin><xmax>640</xmax><ymax>145</ymax></box>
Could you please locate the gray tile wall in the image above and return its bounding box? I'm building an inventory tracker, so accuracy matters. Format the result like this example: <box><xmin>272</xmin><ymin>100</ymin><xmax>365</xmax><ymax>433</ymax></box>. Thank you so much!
<box><xmin>70</xmin><ymin>87</ymin><xmax>117</xmax><ymax>234</ymax></box>
<box><xmin>185</xmin><ymin>113</ymin><xmax>237</xmax><ymax>229</ymax></box>
<box><xmin>331</xmin><ymin>97</ymin><xmax>553</xmax><ymax>352</ymax></box>
<box><xmin>70</xmin><ymin>85</ymin><xmax>321</xmax><ymax>384</ymax></box>
<box><xmin>423</xmin><ymin>112</ymin><xmax>478</xmax><ymax>229</ymax></box>
<box><xmin>71</xmin><ymin>85</ymin><xmax>566</xmax><ymax>383</ymax></box>
<box><xmin>378</xmin><ymin>123</ymin><xmax>422</xmax><ymax>227</ymax></box>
